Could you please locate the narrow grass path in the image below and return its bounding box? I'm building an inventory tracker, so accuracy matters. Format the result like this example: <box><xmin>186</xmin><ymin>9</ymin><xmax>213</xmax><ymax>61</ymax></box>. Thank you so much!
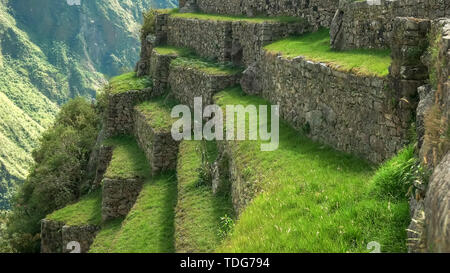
<box><xmin>214</xmin><ymin>87</ymin><xmax>409</xmax><ymax>253</ymax></box>
<box><xmin>175</xmin><ymin>140</ymin><xmax>234</xmax><ymax>253</ymax></box>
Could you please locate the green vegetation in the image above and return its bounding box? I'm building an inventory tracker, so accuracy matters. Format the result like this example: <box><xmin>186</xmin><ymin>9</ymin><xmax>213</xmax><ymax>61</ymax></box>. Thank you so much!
<box><xmin>136</xmin><ymin>97</ymin><xmax>178</xmax><ymax>132</ymax></box>
<box><xmin>172</xmin><ymin>56</ymin><xmax>242</xmax><ymax>76</ymax></box>
<box><xmin>214</xmin><ymin>87</ymin><xmax>409</xmax><ymax>253</ymax></box>
<box><xmin>90</xmin><ymin>174</ymin><xmax>177</xmax><ymax>253</ymax></box>
<box><xmin>171</xmin><ymin>12</ymin><xmax>305</xmax><ymax>24</ymax></box>
<box><xmin>4</xmin><ymin>98</ymin><xmax>100</xmax><ymax>252</ymax></box>
<box><xmin>175</xmin><ymin>140</ymin><xmax>234</xmax><ymax>253</ymax></box>
<box><xmin>109</xmin><ymin>72</ymin><xmax>152</xmax><ymax>94</ymax></box>
<box><xmin>265</xmin><ymin>29</ymin><xmax>392</xmax><ymax>77</ymax></box>
<box><xmin>88</xmin><ymin>218</ymin><xmax>124</xmax><ymax>253</ymax></box>
<box><xmin>154</xmin><ymin>45</ymin><xmax>193</xmax><ymax>57</ymax></box>
<box><xmin>1</xmin><ymin>0</ymin><xmax>178</xmax><ymax>209</ymax></box>
<box><xmin>371</xmin><ymin>145</ymin><xmax>428</xmax><ymax>201</ymax></box>
<box><xmin>46</xmin><ymin>189</ymin><xmax>102</xmax><ymax>226</ymax></box>
<box><xmin>103</xmin><ymin>136</ymin><xmax>150</xmax><ymax>180</ymax></box>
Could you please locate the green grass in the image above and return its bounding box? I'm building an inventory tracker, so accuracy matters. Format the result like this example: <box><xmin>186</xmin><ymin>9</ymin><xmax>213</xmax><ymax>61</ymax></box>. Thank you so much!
<box><xmin>93</xmin><ymin>174</ymin><xmax>177</xmax><ymax>253</ymax></box>
<box><xmin>175</xmin><ymin>140</ymin><xmax>234</xmax><ymax>253</ymax></box>
<box><xmin>88</xmin><ymin>218</ymin><xmax>124</xmax><ymax>253</ymax></box>
<box><xmin>264</xmin><ymin>29</ymin><xmax>392</xmax><ymax>77</ymax></box>
<box><xmin>172</xmin><ymin>56</ymin><xmax>242</xmax><ymax>76</ymax></box>
<box><xmin>371</xmin><ymin>145</ymin><xmax>427</xmax><ymax>202</ymax></box>
<box><xmin>103</xmin><ymin>135</ymin><xmax>151</xmax><ymax>179</ymax></box>
<box><xmin>109</xmin><ymin>72</ymin><xmax>152</xmax><ymax>94</ymax></box>
<box><xmin>214</xmin><ymin>87</ymin><xmax>409</xmax><ymax>253</ymax></box>
<box><xmin>46</xmin><ymin>189</ymin><xmax>102</xmax><ymax>226</ymax></box>
<box><xmin>153</xmin><ymin>45</ymin><xmax>193</xmax><ymax>57</ymax></box>
<box><xmin>171</xmin><ymin>12</ymin><xmax>305</xmax><ymax>24</ymax></box>
<box><xmin>136</xmin><ymin>97</ymin><xmax>178</xmax><ymax>132</ymax></box>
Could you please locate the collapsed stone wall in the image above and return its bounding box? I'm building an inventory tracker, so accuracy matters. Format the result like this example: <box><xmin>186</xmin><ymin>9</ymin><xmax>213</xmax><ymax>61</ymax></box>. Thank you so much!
<box><xmin>41</xmin><ymin>219</ymin><xmax>100</xmax><ymax>253</ymax></box>
<box><xmin>168</xmin><ymin>65</ymin><xmax>241</xmax><ymax>109</ymax></box>
<box><xmin>331</xmin><ymin>0</ymin><xmax>450</xmax><ymax>50</ymax></box>
<box><xmin>181</xmin><ymin>0</ymin><xmax>339</xmax><ymax>28</ymax></box>
<box><xmin>105</xmin><ymin>88</ymin><xmax>158</xmax><ymax>137</ymax></box>
<box><xmin>133</xmin><ymin>108</ymin><xmax>180</xmax><ymax>175</ymax></box>
<box><xmin>166</xmin><ymin>16</ymin><xmax>309</xmax><ymax>66</ymax></box>
<box><xmin>255</xmin><ymin>53</ymin><xmax>413</xmax><ymax>163</ymax></box>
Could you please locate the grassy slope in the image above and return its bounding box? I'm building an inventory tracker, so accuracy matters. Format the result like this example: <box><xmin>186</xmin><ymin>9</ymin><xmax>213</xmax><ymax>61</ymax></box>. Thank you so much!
<box><xmin>103</xmin><ymin>135</ymin><xmax>150</xmax><ymax>179</ymax></box>
<box><xmin>136</xmin><ymin>97</ymin><xmax>178</xmax><ymax>132</ymax></box>
<box><xmin>46</xmin><ymin>189</ymin><xmax>102</xmax><ymax>226</ymax></box>
<box><xmin>109</xmin><ymin>72</ymin><xmax>152</xmax><ymax>94</ymax></box>
<box><xmin>264</xmin><ymin>29</ymin><xmax>391</xmax><ymax>77</ymax></box>
<box><xmin>90</xmin><ymin>174</ymin><xmax>177</xmax><ymax>253</ymax></box>
<box><xmin>171</xmin><ymin>12</ymin><xmax>305</xmax><ymax>24</ymax></box>
<box><xmin>172</xmin><ymin>55</ymin><xmax>242</xmax><ymax>76</ymax></box>
<box><xmin>0</xmin><ymin>3</ymin><xmax>60</xmax><ymax>208</ymax></box>
<box><xmin>214</xmin><ymin>87</ymin><xmax>409</xmax><ymax>253</ymax></box>
<box><xmin>175</xmin><ymin>140</ymin><xmax>234</xmax><ymax>253</ymax></box>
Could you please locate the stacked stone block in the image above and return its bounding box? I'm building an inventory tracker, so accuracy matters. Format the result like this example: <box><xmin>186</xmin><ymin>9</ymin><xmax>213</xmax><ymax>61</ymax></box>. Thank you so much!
<box><xmin>331</xmin><ymin>0</ymin><xmax>450</xmax><ymax>50</ymax></box>
<box><xmin>168</xmin><ymin>64</ymin><xmax>241</xmax><ymax>109</ymax></box>
<box><xmin>105</xmin><ymin>88</ymin><xmax>157</xmax><ymax>137</ymax></box>
<box><xmin>180</xmin><ymin>0</ymin><xmax>339</xmax><ymax>29</ymax></box>
<box><xmin>41</xmin><ymin>219</ymin><xmax>100</xmax><ymax>253</ymax></box>
<box><xmin>149</xmin><ymin>50</ymin><xmax>178</xmax><ymax>93</ymax></box>
<box><xmin>133</xmin><ymin>108</ymin><xmax>180</xmax><ymax>175</ymax></box>
<box><xmin>101</xmin><ymin>177</ymin><xmax>143</xmax><ymax>221</ymax></box>
<box><xmin>256</xmin><ymin>52</ymin><xmax>411</xmax><ymax>163</ymax></box>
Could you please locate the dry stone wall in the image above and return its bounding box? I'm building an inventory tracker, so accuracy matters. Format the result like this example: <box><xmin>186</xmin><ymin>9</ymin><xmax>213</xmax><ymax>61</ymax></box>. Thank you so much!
<box><xmin>102</xmin><ymin>177</ymin><xmax>143</xmax><ymax>221</ymax></box>
<box><xmin>40</xmin><ymin>219</ymin><xmax>100</xmax><ymax>253</ymax></box>
<box><xmin>168</xmin><ymin>65</ymin><xmax>241</xmax><ymax>109</ymax></box>
<box><xmin>331</xmin><ymin>0</ymin><xmax>450</xmax><ymax>50</ymax></box>
<box><xmin>181</xmin><ymin>0</ymin><xmax>339</xmax><ymax>29</ymax></box>
<box><xmin>149</xmin><ymin>50</ymin><xmax>177</xmax><ymax>93</ymax></box>
<box><xmin>133</xmin><ymin>108</ymin><xmax>180</xmax><ymax>175</ymax></box>
<box><xmin>424</xmin><ymin>152</ymin><xmax>450</xmax><ymax>252</ymax></box>
<box><xmin>168</xmin><ymin>17</ymin><xmax>233</xmax><ymax>63</ymax></box>
<box><xmin>257</xmin><ymin>52</ymin><xmax>413</xmax><ymax>163</ymax></box>
<box><xmin>166</xmin><ymin>16</ymin><xmax>309</xmax><ymax>66</ymax></box>
<box><xmin>105</xmin><ymin>88</ymin><xmax>159</xmax><ymax>137</ymax></box>
<box><xmin>420</xmin><ymin>19</ymin><xmax>450</xmax><ymax>168</ymax></box>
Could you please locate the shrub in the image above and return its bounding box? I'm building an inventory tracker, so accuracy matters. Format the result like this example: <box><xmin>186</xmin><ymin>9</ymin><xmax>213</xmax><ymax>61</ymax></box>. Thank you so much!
<box><xmin>218</xmin><ymin>214</ymin><xmax>234</xmax><ymax>239</ymax></box>
<box><xmin>5</xmin><ymin>97</ymin><xmax>100</xmax><ymax>252</ymax></box>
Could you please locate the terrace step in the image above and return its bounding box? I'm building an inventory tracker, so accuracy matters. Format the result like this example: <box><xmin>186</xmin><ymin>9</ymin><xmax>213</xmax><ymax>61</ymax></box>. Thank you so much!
<box><xmin>175</xmin><ymin>140</ymin><xmax>233</xmax><ymax>253</ymax></box>
<box><xmin>151</xmin><ymin>11</ymin><xmax>309</xmax><ymax>67</ymax></box>
<box><xmin>212</xmin><ymin>87</ymin><xmax>409</xmax><ymax>252</ymax></box>
<box><xmin>133</xmin><ymin>98</ymin><xmax>180</xmax><ymax>175</ymax></box>
<box><xmin>100</xmin><ymin>136</ymin><xmax>149</xmax><ymax>222</ymax></box>
<box><xmin>41</xmin><ymin>190</ymin><xmax>102</xmax><ymax>253</ymax></box>
<box><xmin>167</xmin><ymin>54</ymin><xmax>242</xmax><ymax>108</ymax></box>
<box><xmin>90</xmin><ymin>174</ymin><xmax>177</xmax><ymax>253</ymax></box>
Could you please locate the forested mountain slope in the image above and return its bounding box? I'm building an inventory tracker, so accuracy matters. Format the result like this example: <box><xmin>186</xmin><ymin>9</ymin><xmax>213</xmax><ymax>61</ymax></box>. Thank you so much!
<box><xmin>0</xmin><ymin>0</ymin><xmax>177</xmax><ymax>209</ymax></box>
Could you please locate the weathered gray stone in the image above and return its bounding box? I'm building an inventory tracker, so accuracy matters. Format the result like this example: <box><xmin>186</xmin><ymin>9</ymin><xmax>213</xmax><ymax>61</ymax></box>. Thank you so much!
<box><xmin>168</xmin><ymin>64</ymin><xmax>241</xmax><ymax>109</ymax></box>
<box><xmin>133</xmin><ymin>108</ymin><xmax>180</xmax><ymax>175</ymax></box>
<box><xmin>424</xmin><ymin>152</ymin><xmax>450</xmax><ymax>253</ymax></box>
<box><xmin>330</xmin><ymin>0</ymin><xmax>445</xmax><ymax>50</ymax></box>
<box><xmin>102</xmin><ymin>178</ymin><xmax>143</xmax><ymax>221</ymax></box>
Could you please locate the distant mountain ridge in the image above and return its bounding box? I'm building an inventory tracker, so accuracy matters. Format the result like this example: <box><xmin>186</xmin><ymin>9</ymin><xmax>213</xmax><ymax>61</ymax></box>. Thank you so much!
<box><xmin>0</xmin><ymin>0</ymin><xmax>178</xmax><ymax>209</ymax></box>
